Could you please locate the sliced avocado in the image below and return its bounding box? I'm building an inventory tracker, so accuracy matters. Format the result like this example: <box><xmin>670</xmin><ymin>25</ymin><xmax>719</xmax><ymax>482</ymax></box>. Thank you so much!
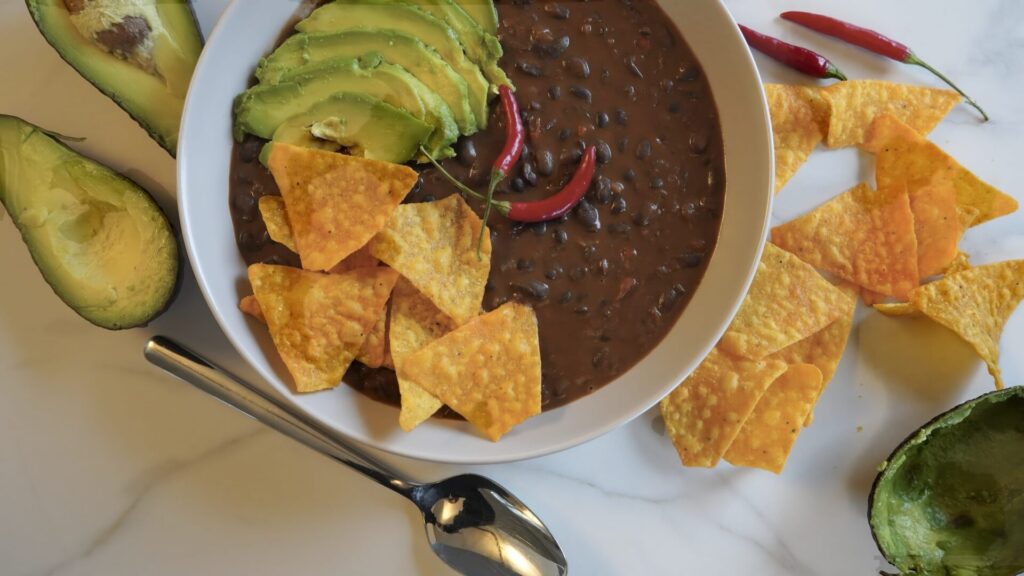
<box><xmin>259</xmin><ymin>93</ymin><xmax>433</xmax><ymax>165</ymax></box>
<box><xmin>452</xmin><ymin>0</ymin><xmax>498</xmax><ymax>36</ymax></box>
<box><xmin>297</xmin><ymin>1</ymin><xmax>490</xmax><ymax>128</ymax></box>
<box><xmin>26</xmin><ymin>0</ymin><xmax>203</xmax><ymax>156</ymax></box>
<box><xmin>256</xmin><ymin>31</ymin><xmax>478</xmax><ymax>135</ymax></box>
<box><xmin>236</xmin><ymin>55</ymin><xmax>458</xmax><ymax>159</ymax></box>
<box><xmin>869</xmin><ymin>387</ymin><xmax>1024</xmax><ymax>576</ymax></box>
<box><xmin>0</xmin><ymin>116</ymin><xmax>179</xmax><ymax>329</ymax></box>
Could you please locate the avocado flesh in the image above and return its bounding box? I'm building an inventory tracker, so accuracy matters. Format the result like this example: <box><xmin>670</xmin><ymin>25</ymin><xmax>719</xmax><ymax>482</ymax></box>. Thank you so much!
<box><xmin>452</xmin><ymin>0</ymin><xmax>499</xmax><ymax>36</ymax></box>
<box><xmin>256</xmin><ymin>30</ymin><xmax>478</xmax><ymax>135</ymax></box>
<box><xmin>298</xmin><ymin>1</ymin><xmax>490</xmax><ymax>128</ymax></box>
<box><xmin>237</xmin><ymin>55</ymin><xmax>458</xmax><ymax>159</ymax></box>
<box><xmin>26</xmin><ymin>0</ymin><xmax>203</xmax><ymax>156</ymax></box>
<box><xmin>261</xmin><ymin>93</ymin><xmax>433</xmax><ymax>165</ymax></box>
<box><xmin>870</xmin><ymin>387</ymin><xmax>1024</xmax><ymax>576</ymax></box>
<box><xmin>0</xmin><ymin>116</ymin><xmax>179</xmax><ymax>329</ymax></box>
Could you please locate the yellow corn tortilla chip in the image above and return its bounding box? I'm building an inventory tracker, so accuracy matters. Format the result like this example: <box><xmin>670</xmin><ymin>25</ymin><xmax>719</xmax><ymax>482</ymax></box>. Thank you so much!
<box><xmin>910</xmin><ymin>260</ymin><xmax>1024</xmax><ymax>389</ymax></box>
<box><xmin>356</xmin><ymin>303</ymin><xmax>388</xmax><ymax>369</ymax></box>
<box><xmin>239</xmin><ymin>294</ymin><xmax>265</xmax><ymax>322</ymax></box>
<box><xmin>267</xmin><ymin>143</ymin><xmax>418</xmax><ymax>271</ymax></box>
<box><xmin>822</xmin><ymin>80</ymin><xmax>960</xmax><ymax>148</ymax></box>
<box><xmin>766</xmin><ymin>84</ymin><xmax>827</xmax><ymax>194</ymax></box>
<box><xmin>329</xmin><ymin>246</ymin><xmax>379</xmax><ymax>274</ymax></box>
<box><xmin>863</xmin><ymin>114</ymin><xmax>1018</xmax><ymax>226</ymax></box>
<box><xmin>772</xmin><ymin>182</ymin><xmax>920</xmax><ymax>299</ymax></box>
<box><xmin>397</xmin><ymin>302</ymin><xmax>541</xmax><ymax>441</ymax></box>
<box><xmin>946</xmin><ymin>251</ymin><xmax>972</xmax><ymax>274</ymax></box>
<box><xmin>719</xmin><ymin>243</ymin><xmax>850</xmax><ymax>360</ymax></box>
<box><xmin>661</xmin><ymin>348</ymin><xmax>789</xmax><ymax>467</ymax></box>
<box><xmin>860</xmin><ymin>287</ymin><xmax>889</xmax><ymax>307</ymax></box>
<box><xmin>258</xmin><ymin>195</ymin><xmax>297</xmax><ymax>252</ymax></box>
<box><xmin>390</xmin><ymin>278</ymin><xmax>457</xmax><ymax>431</ymax></box>
<box><xmin>723</xmin><ymin>364</ymin><xmax>824</xmax><ymax>473</ymax></box>
<box><xmin>249</xmin><ymin>264</ymin><xmax>399</xmax><ymax>393</ymax></box>
<box><xmin>369</xmin><ymin>195</ymin><xmax>490</xmax><ymax>325</ymax></box>
<box><xmin>874</xmin><ymin>302</ymin><xmax>919</xmax><ymax>317</ymax></box>
<box><xmin>910</xmin><ymin>179</ymin><xmax>961</xmax><ymax>278</ymax></box>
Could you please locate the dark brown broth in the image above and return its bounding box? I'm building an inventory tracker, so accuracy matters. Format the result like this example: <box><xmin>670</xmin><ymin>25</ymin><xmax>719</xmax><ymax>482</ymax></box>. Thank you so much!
<box><xmin>228</xmin><ymin>0</ymin><xmax>726</xmax><ymax>412</ymax></box>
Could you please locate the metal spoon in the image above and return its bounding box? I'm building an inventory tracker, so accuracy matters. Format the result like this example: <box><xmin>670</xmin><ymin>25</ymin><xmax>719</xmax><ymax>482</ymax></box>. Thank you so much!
<box><xmin>144</xmin><ymin>336</ymin><xmax>568</xmax><ymax>576</ymax></box>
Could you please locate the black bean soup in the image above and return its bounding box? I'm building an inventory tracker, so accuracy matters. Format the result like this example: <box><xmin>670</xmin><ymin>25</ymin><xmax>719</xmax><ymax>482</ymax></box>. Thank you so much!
<box><xmin>229</xmin><ymin>0</ymin><xmax>726</xmax><ymax>412</ymax></box>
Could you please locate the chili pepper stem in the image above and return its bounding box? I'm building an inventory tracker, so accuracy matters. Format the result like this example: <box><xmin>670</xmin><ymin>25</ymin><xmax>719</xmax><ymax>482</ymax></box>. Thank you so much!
<box><xmin>420</xmin><ymin>147</ymin><xmax>512</xmax><ymax>215</ymax></box>
<box><xmin>905</xmin><ymin>54</ymin><xmax>988</xmax><ymax>121</ymax></box>
<box><xmin>477</xmin><ymin>170</ymin><xmax>506</xmax><ymax>259</ymax></box>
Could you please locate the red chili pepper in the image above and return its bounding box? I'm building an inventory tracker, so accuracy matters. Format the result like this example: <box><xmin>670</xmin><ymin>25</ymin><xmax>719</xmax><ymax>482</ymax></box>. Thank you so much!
<box><xmin>739</xmin><ymin>24</ymin><xmax>846</xmax><ymax>81</ymax></box>
<box><xmin>780</xmin><ymin>11</ymin><xmax>988</xmax><ymax>121</ymax></box>
<box><xmin>477</xmin><ymin>85</ymin><xmax>527</xmax><ymax>252</ymax></box>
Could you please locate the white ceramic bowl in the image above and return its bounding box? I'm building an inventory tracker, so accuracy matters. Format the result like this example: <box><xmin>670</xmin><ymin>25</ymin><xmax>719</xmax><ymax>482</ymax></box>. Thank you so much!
<box><xmin>178</xmin><ymin>0</ymin><xmax>773</xmax><ymax>464</ymax></box>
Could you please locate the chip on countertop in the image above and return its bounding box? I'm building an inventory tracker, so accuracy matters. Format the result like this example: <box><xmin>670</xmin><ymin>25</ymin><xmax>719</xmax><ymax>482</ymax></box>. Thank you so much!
<box><xmin>267</xmin><ymin>143</ymin><xmax>417</xmax><ymax>271</ymax></box>
<box><xmin>822</xmin><ymin>81</ymin><xmax>960</xmax><ymax>148</ymax></box>
<box><xmin>390</xmin><ymin>278</ymin><xmax>457</xmax><ymax>431</ymax></box>
<box><xmin>863</xmin><ymin>114</ymin><xmax>1018</xmax><ymax>226</ymax></box>
<box><xmin>723</xmin><ymin>363</ymin><xmax>824</xmax><ymax>473</ymax></box>
<box><xmin>772</xmin><ymin>182</ymin><xmax>920</xmax><ymax>299</ymax></box>
<box><xmin>661</xmin><ymin>347</ymin><xmax>789</xmax><ymax>467</ymax></box>
<box><xmin>908</xmin><ymin>179</ymin><xmax>961</xmax><ymax>278</ymax></box>
<box><xmin>771</xmin><ymin>284</ymin><xmax>856</xmax><ymax>396</ymax></box>
<box><xmin>874</xmin><ymin>302</ymin><xmax>919</xmax><ymax>317</ymax></box>
<box><xmin>369</xmin><ymin>194</ymin><xmax>491</xmax><ymax>325</ymax></box>
<box><xmin>258</xmin><ymin>195</ymin><xmax>296</xmax><ymax>253</ymax></box>
<box><xmin>910</xmin><ymin>260</ymin><xmax>1024</xmax><ymax>389</ymax></box>
<box><xmin>766</xmin><ymin>84</ymin><xmax>827</xmax><ymax>194</ymax></box>
<box><xmin>249</xmin><ymin>264</ymin><xmax>399</xmax><ymax>393</ymax></box>
<box><xmin>397</xmin><ymin>302</ymin><xmax>541</xmax><ymax>441</ymax></box>
<box><xmin>719</xmin><ymin>243</ymin><xmax>850</xmax><ymax>360</ymax></box>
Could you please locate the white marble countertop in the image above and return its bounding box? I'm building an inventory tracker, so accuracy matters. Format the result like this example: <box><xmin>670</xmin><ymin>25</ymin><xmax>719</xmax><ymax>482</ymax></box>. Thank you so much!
<box><xmin>2</xmin><ymin>1</ymin><xmax>1022</xmax><ymax>574</ymax></box>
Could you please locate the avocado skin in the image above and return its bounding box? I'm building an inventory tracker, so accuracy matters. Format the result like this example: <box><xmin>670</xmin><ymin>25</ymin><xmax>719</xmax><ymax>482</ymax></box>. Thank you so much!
<box><xmin>0</xmin><ymin>115</ymin><xmax>181</xmax><ymax>330</ymax></box>
<box><xmin>25</xmin><ymin>0</ymin><xmax>203</xmax><ymax>157</ymax></box>
<box><xmin>869</xmin><ymin>387</ymin><xmax>1024</xmax><ymax>576</ymax></box>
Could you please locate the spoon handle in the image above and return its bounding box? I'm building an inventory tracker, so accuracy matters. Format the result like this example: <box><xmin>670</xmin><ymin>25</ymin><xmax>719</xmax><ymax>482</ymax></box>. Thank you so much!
<box><xmin>144</xmin><ymin>336</ymin><xmax>418</xmax><ymax>498</ymax></box>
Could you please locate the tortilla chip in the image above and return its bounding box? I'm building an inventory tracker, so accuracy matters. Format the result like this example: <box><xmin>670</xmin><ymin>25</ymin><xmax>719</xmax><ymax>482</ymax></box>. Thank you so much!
<box><xmin>861</xmin><ymin>288</ymin><xmax>889</xmax><ymax>306</ymax></box>
<box><xmin>329</xmin><ymin>246</ymin><xmax>379</xmax><ymax>275</ymax></box>
<box><xmin>661</xmin><ymin>348</ymin><xmax>789</xmax><ymax>467</ymax></box>
<box><xmin>822</xmin><ymin>81</ymin><xmax>960</xmax><ymax>148</ymax></box>
<box><xmin>772</xmin><ymin>182</ymin><xmax>920</xmax><ymax>299</ymax></box>
<box><xmin>239</xmin><ymin>295</ymin><xmax>265</xmax><ymax>322</ymax></box>
<box><xmin>356</xmin><ymin>303</ymin><xmax>388</xmax><ymax>369</ymax></box>
<box><xmin>369</xmin><ymin>195</ymin><xmax>490</xmax><ymax>325</ymax></box>
<box><xmin>771</xmin><ymin>286</ymin><xmax>856</xmax><ymax>391</ymax></box>
<box><xmin>390</xmin><ymin>278</ymin><xmax>457</xmax><ymax>431</ymax></box>
<box><xmin>248</xmin><ymin>264</ymin><xmax>399</xmax><ymax>393</ymax></box>
<box><xmin>766</xmin><ymin>84</ymin><xmax>827</xmax><ymax>194</ymax></box>
<box><xmin>910</xmin><ymin>179</ymin><xmax>961</xmax><ymax>278</ymax></box>
<box><xmin>723</xmin><ymin>364</ymin><xmax>824</xmax><ymax>473</ymax></box>
<box><xmin>719</xmin><ymin>243</ymin><xmax>850</xmax><ymax>360</ymax></box>
<box><xmin>397</xmin><ymin>302</ymin><xmax>540</xmax><ymax>441</ymax></box>
<box><xmin>910</xmin><ymin>260</ymin><xmax>1024</xmax><ymax>389</ymax></box>
<box><xmin>863</xmin><ymin>114</ymin><xmax>1018</xmax><ymax>226</ymax></box>
<box><xmin>874</xmin><ymin>302</ymin><xmax>919</xmax><ymax>317</ymax></box>
<box><xmin>258</xmin><ymin>195</ymin><xmax>297</xmax><ymax>252</ymax></box>
<box><xmin>267</xmin><ymin>143</ymin><xmax>418</xmax><ymax>271</ymax></box>
<box><xmin>946</xmin><ymin>251</ymin><xmax>972</xmax><ymax>274</ymax></box>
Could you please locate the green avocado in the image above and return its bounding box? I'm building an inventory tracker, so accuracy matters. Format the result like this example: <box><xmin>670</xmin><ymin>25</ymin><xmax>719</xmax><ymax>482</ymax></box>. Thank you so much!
<box><xmin>26</xmin><ymin>0</ymin><xmax>203</xmax><ymax>156</ymax></box>
<box><xmin>0</xmin><ymin>116</ymin><xmax>179</xmax><ymax>329</ymax></box>
<box><xmin>869</xmin><ymin>387</ymin><xmax>1024</xmax><ymax>576</ymax></box>
<box><xmin>259</xmin><ymin>93</ymin><xmax>433</xmax><ymax>165</ymax></box>
<box><xmin>297</xmin><ymin>1</ymin><xmax>491</xmax><ymax>128</ymax></box>
<box><xmin>235</xmin><ymin>55</ymin><xmax>458</xmax><ymax>159</ymax></box>
<box><xmin>256</xmin><ymin>30</ymin><xmax>478</xmax><ymax>135</ymax></box>
<box><xmin>452</xmin><ymin>0</ymin><xmax>499</xmax><ymax>36</ymax></box>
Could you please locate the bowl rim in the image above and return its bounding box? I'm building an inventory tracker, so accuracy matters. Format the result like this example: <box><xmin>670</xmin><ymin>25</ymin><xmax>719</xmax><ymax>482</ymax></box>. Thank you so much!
<box><xmin>177</xmin><ymin>0</ymin><xmax>774</xmax><ymax>464</ymax></box>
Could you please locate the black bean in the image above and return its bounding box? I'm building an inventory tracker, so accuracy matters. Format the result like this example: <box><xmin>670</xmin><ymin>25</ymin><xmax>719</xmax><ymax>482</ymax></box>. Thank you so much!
<box><xmin>636</xmin><ymin>139</ymin><xmax>652</xmax><ymax>160</ymax></box>
<box><xmin>650</xmin><ymin>177</ymin><xmax>665</xmax><ymax>189</ymax></box>
<box><xmin>575</xmin><ymin>199</ymin><xmax>601</xmax><ymax>231</ymax></box>
<box><xmin>561</xmin><ymin>147</ymin><xmax>583</xmax><ymax>165</ymax></box>
<box><xmin>569</xmin><ymin>85</ymin><xmax>593</xmax><ymax>103</ymax></box>
<box><xmin>611</xmin><ymin>195</ymin><xmax>628</xmax><ymax>214</ymax></box>
<box><xmin>559</xmin><ymin>290</ymin><xmax>574</xmax><ymax>304</ymax></box>
<box><xmin>548</xmin><ymin>85</ymin><xmax>562</xmax><ymax>100</ymax></box>
<box><xmin>511</xmin><ymin>177</ymin><xmax>526</xmax><ymax>193</ymax></box>
<box><xmin>623</xmin><ymin>168</ymin><xmax>636</xmax><ymax>182</ymax></box>
<box><xmin>626</xmin><ymin>55</ymin><xmax>644</xmax><ymax>78</ymax></box>
<box><xmin>668</xmin><ymin>102</ymin><xmax>681</xmax><ymax>114</ymax></box>
<box><xmin>544</xmin><ymin>2</ymin><xmax>570</xmax><ymax>19</ymax></box>
<box><xmin>574</xmin><ymin>305</ymin><xmax>591</xmax><ymax>315</ymax></box>
<box><xmin>596</xmin><ymin>258</ymin><xmax>610</xmax><ymax>275</ymax></box>
<box><xmin>678</xmin><ymin>251</ymin><xmax>704</xmax><ymax>268</ymax></box>
<box><xmin>596</xmin><ymin>112</ymin><xmax>610</xmax><ymax>128</ymax></box>
<box><xmin>544</xmin><ymin>118</ymin><xmax>558</xmax><ymax>131</ymax></box>
<box><xmin>239</xmin><ymin>230</ymin><xmax>267</xmax><ymax>251</ymax></box>
<box><xmin>569</xmin><ymin>266</ymin><xmax>587</xmax><ymax>281</ymax></box>
<box><xmin>658</xmin><ymin>283</ymin><xmax>687</xmax><ymax>313</ymax></box>
<box><xmin>583</xmin><ymin>244</ymin><xmax>599</xmax><ymax>263</ymax></box>
<box><xmin>616</xmin><ymin>108</ymin><xmax>629</xmax><ymax>125</ymax></box>
<box><xmin>545</xmin><ymin>264</ymin><xmax>564</xmax><ymax>280</ymax></box>
<box><xmin>232</xmin><ymin>192</ymin><xmax>256</xmax><ymax>220</ymax></box>
<box><xmin>609</xmin><ymin>222</ymin><xmax>631</xmax><ymax>234</ymax></box>
<box><xmin>596</xmin><ymin>140</ymin><xmax>613</xmax><ymax>164</ymax></box>
<box><xmin>238</xmin><ymin>138</ymin><xmax>263</xmax><ymax>163</ymax></box>
<box><xmin>456</xmin><ymin>139</ymin><xmax>478</xmax><ymax>167</ymax></box>
<box><xmin>592</xmin><ymin>176</ymin><xmax>612</xmax><ymax>204</ymax></box>
<box><xmin>566</xmin><ymin>57</ymin><xmax>591</xmax><ymax>79</ymax></box>
<box><xmin>618</xmin><ymin>138</ymin><xmax>629</xmax><ymax>153</ymax></box>
<box><xmin>678</xmin><ymin>64</ymin><xmax>701</xmax><ymax>82</ymax></box>
<box><xmin>516</xmin><ymin>61</ymin><xmax>544</xmax><ymax>77</ymax></box>
<box><xmin>554</xmin><ymin>229</ymin><xmax>568</xmax><ymax>244</ymax></box>
<box><xmin>689</xmin><ymin>131</ymin><xmax>709</xmax><ymax>155</ymax></box>
<box><xmin>514</xmin><ymin>280</ymin><xmax>550</xmax><ymax>300</ymax></box>
<box><xmin>601</xmin><ymin>68</ymin><xmax>611</xmax><ymax>82</ymax></box>
<box><xmin>534</xmin><ymin>35</ymin><xmax>571</xmax><ymax>58</ymax></box>
<box><xmin>522</xmin><ymin>161</ymin><xmax>539</xmax><ymax>186</ymax></box>
<box><xmin>625</xmin><ymin>85</ymin><xmax>637</xmax><ymax>99</ymax></box>
<box><xmin>558</xmin><ymin>127</ymin><xmax>571</xmax><ymax>141</ymax></box>
<box><xmin>516</xmin><ymin>258</ymin><xmax>534</xmax><ymax>272</ymax></box>
<box><xmin>592</xmin><ymin>348</ymin><xmax>609</xmax><ymax>368</ymax></box>
<box><xmin>536</xmin><ymin>150</ymin><xmax>555</xmax><ymax>176</ymax></box>
<box><xmin>531</xmin><ymin>221</ymin><xmax>548</xmax><ymax>236</ymax></box>
<box><xmin>529</xmin><ymin>100</ymin><xmax>543</xmax><ymax>111</ymax></box>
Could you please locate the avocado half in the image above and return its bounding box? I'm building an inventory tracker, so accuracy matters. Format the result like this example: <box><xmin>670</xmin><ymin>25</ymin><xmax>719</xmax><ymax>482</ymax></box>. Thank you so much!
<box><xmin>0</xmin><ymin>115</ymin><xmax>180</xmax><ymax>329</ymax></box>
<box><xmin>26</xmin><ymin>0</ymin><xmax>203</xmax><ymax>156</ymax></box>
<box><xmin>869</xmin><ymin>387</ymin><xmax>1024</xmax><ymax>576</ymax></box>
